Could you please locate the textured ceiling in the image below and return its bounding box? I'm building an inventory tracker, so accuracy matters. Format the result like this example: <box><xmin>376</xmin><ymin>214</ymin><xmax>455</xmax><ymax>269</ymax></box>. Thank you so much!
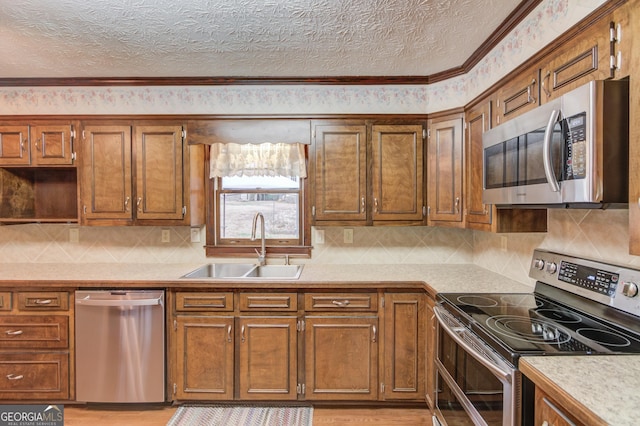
<box><xmin>0</xmin><ymin>0</ymin><xmax>522</xmax><ymax>79</ymax></box>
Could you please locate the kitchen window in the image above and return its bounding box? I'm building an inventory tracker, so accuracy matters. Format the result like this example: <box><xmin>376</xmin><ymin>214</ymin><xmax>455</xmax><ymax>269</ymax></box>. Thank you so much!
<box><xmin>204</xmin><ymin>140</ymin><xmax>311</xmax><ymax>258</ymax></box>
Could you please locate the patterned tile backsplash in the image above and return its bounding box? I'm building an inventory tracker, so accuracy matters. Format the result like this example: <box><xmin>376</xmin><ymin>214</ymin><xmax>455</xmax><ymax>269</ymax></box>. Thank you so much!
<box><xmin>1</xmin><ymin>208</ymin><xmax>636</xmax><ymax>290</ymax></box>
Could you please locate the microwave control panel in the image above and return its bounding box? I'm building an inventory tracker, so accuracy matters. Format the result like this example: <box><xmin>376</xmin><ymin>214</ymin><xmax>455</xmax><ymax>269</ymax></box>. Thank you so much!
<box><xmin>564</xmin><ymin>112</ymin><xmax>587</xmax><ymax>180</ymax></box>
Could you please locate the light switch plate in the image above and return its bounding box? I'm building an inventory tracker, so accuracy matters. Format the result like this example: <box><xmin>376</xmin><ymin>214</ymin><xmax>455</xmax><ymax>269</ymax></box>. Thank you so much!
<box><xmin>190</xmin><ymin>227</ymin><xmax>201</xmax><ymax>243</ymax></box>
<box><xmin>314</xmin><ymin>229</ymin><xmax>325</xmax><ymax>244</ymax></box>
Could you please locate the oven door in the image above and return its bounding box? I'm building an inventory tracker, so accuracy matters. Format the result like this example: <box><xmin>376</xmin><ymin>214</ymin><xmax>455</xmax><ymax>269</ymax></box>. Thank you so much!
<box><xmin>433</xmin><ymin>305</ymin><xmax>520</xmax><ymax>426</ymax></box>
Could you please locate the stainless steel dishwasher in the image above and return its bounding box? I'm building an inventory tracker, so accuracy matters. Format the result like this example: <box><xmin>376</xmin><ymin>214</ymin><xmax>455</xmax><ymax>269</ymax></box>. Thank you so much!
<box><xmin>75</xmin><ymin>290</ymin><xmax>165</xmax><ymax>403</ymax></box>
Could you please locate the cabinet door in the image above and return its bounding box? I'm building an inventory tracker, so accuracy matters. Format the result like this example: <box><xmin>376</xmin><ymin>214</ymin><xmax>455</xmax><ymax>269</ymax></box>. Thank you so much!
<box><xmin>0</xmin><ymin>125</ymin><xmax>30</xmax><ymax>166</ymax></box>
<box><xmin>174</xmin><ymin>315</ymin><xmax>234</xmax><ymax>401</ymax></box>
<box><xmin>382</xmin><ymin>293</ymin><xmax>425</xmax><ymax>401</ymax></box>
<box><xmin>539</xmin><ymin>20</ymin><xmax>612</xmax><ymax>104</ymax></box>
<box><xmin>30</xmin><ymin>124</ymin><xmax>74</xmax><ymax>165</ymax></box>
<box><xmin>238</xmin><ymin>316</ymin><xmax>297</xmax><ymax>400</ymax></box>
<box><xmin>465</xmin><ymin>99</ymin><xmax>492</xmax><ymax>228</ymax></box>
<box><xmin>535</xmin><ymin>387</ymin><xmax>585</xmax><ymax>426</ymax></box>
<box><xmin>312</xmin><ymin>123</ymin><xmax>367</xmax><ymax>222</ymax></box>
<box><xmin>371</xmin><ymin>124</ymin><xmax>424</xmax><ymax>222</ymax></box>
<box><xmin>427</xmin><ymin>116</ymin><xmax>463</xmax><ymax>224</ymax></box>
<box><xmin>494</xmin><ymin>67</ymin><xmax>539</xmax><ymax>126</ymax></box>
<box><xmin>81</xmin><ymin>125</ymin><xmax>133</xmax><ymax>221</ymax></box>
<box><xmin>305</xmin><ymin>315</ymin><xmax>378</xmax><ymax>400</ymax></box>
<box><xmin>134</xmin><ymin>125</ymin><xmax>184</xmax><ymax>221</ymax></box>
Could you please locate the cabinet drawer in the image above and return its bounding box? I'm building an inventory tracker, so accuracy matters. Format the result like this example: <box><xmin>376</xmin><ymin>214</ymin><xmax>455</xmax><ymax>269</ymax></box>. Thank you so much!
<box><xmin>17</xmin><ymin>292</ymin><xmax>69</xmax><ymax>311</ymax></box>
<box><xmin>0</xmin><ymin>316</ymin><xmax>69</xmax><ymax>349</ymax></box>
<box><xmin>305</xmin><ymin>293</ymin><xmax>378</xmax><ymax>311</ymax></box>
<box><xmin>176</xmin><ymin>292</ymin><xmax>234</xmax><ymax>311</ymax></box>
<box><xmin>239</xmin><ymin>293</ymin><xmax>298</xmax><ymax>311</ymax></box>
<box><xmin>0</xmin><ymin>292</ymin><xmax>11</xmax><ymax>311</ymax></box>
<box><xmin>0</xmin><ymin>352</ymin><xmax>70</xmax><ymax>400</ymax></box>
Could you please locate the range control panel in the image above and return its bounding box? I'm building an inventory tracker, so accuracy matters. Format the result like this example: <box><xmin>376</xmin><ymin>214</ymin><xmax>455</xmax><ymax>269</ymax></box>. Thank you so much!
<box><xmin>530</xmin><ymin>249</ymin><xmax>640</xmax><ymax>318</ymax></box>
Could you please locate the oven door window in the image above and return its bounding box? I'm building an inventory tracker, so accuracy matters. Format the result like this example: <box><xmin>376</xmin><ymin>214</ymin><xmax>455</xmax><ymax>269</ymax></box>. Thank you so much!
<box><xmin>436</xmin><ymin>329</ymin><xmax>507</xmax><ymax>425</ymax></box>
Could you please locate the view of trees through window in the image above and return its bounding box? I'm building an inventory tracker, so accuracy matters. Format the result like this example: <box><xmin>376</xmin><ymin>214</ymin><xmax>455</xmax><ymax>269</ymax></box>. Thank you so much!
<box><xmin>218</xmin><ymin>176</ymin><xmax>300</xmax><ymax>241</ymax></box>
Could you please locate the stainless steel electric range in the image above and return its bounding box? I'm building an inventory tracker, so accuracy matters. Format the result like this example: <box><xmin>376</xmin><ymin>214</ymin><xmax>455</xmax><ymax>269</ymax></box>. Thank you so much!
<box><xmin>433</xmin><ymin>249</ymin><xmax>640</xmax><ymax>426</ymax></box>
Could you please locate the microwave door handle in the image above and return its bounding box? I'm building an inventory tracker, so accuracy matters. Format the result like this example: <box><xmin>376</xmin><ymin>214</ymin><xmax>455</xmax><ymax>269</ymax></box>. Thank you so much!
<box><xmin>543</xmin><ymin>109</ymin><xmax>561</xmax><ymax>192</ymax></box>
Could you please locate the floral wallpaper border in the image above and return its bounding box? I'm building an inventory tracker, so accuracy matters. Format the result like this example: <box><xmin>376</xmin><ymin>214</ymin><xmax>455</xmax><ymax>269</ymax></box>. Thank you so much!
<box><xmin>0</xmin><ymin>0</ymin><xmax>605</xmax><ymax>116</ymax></box>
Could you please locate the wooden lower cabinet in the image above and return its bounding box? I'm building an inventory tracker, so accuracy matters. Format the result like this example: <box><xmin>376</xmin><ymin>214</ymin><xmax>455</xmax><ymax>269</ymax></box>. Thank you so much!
<box><xmin>535</xmin><ymin>387</ymin><xmax>585</xmax><ymax>426</ymax></box>
<box><xmin>174</xmin><ymin>315</ymin><xmax>235</xmax><ymax>400</ymax></box>
<box><xmin>0</xmin><ymin>352</ymin><xmax>69</xmax><ymax>400</ymax></box>
<box><xmin>424</xmin><ymin>296</ymin><xmax>437</xmax><ymax>409</ymax></box>
<box><xmin>382</xmin><ymin>293</ymin><xmax>425</xmax><ymax>401</ymax></box>
<box><xmin>304</xmin><ymin>315</ymin><xmax>378</xmax><ymax>401</ymax></box>
<box><xmin>238</xmin><ymin>316</ymin><xmax>297</xmax><ymax>400</ymax></box>
<box><xmin>0</xmin><ymin>290</ymin><xmax>72</xmax><ymax>401</ymax></box>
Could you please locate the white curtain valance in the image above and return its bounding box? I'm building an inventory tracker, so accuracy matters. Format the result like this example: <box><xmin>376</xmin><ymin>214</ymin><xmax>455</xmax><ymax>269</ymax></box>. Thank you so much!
<box><xmin>209</xmin><ymin>142</ymin><xmax>307</xmax><ymax>178</ymax></box>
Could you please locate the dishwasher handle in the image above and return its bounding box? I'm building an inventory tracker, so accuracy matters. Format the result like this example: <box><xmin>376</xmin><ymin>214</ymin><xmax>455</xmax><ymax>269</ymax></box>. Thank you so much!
<box><xmin>76</xmin><ymin>294</ymin><xmax>163</xmax><ymax>307</ymax></box>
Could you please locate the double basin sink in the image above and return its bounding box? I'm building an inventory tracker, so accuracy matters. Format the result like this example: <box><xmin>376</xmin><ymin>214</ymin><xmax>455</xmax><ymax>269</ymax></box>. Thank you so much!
<box><xmin>181</xmin><ymin>263</ymin><xmax>303</xmax><ymax>280</ymax></box>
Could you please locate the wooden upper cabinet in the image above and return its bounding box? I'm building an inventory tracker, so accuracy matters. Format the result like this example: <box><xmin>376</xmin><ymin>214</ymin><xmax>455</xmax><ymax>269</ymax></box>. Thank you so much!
<box><xmin>30</xmin><ymin>124</ymin><xmax>74</xmax><ymax>165</ymax></box>
<box><xmin>311</xmin><ymin>120</ymin><xmax>425</xmax><ymax>225</ymax></box>
<box><xmin>539</xmin><ymin>16</ymin><xmax>614</xmax><ymax>104</ymax></box>
<box><xmin>427</xmin><ymin>114</ymin><xmax>464</xmax><ymax>225</ymax></box>
<box><xmin>81</xmin><ymin>125</ymin><xmax>133</xmax><ymax>221</ymax></box>
<box><xmin>494</xmin><ymin>67</ymin><xmax>539</xmax><ymax>126</ymax></box>
<box><xmin>0</xmin><ymin>125</ymin><xmax>30</xmax><ymax>165</ymax></box>
<box><xmin>312</xmin><ymin>122</ymin><xmax>367</xmax><ymax>222</ymax></box>
<box><xmin>465</xmin><ymin>99</ymin><xmax>492</xmax><ymax>228</ymax></box>
<box><xmin>134</xmin><ymin>125</ymin><xmax>184</xmax><ymax>220</ymax></box>
<box><xmin>371</xmin><ymin>124</ymin><xmax>424</xmax><ymax>222</ymax></box>
<box><xmin>81</xmin><ymin>122</ymin><xmax>193</xmax><ymax>225</ymax></box>
<box><xmin>0</xmin><ymin>122</ymin><xmax>74</xmax><ymax>166</ymax></box>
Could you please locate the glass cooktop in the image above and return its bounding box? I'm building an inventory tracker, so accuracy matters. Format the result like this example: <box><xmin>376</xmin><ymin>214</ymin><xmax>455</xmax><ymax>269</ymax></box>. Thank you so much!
<box><xmin>437</xmin><ymin>291</ymin><xmax>640</xmax><ymax>364</ymax></box>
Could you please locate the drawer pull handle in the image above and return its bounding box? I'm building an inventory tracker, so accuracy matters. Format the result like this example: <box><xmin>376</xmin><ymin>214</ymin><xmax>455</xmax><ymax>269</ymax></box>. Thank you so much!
<box><xmin>372</xmin><ymin>325</ymin><xmax>377</xmax><ymax>343</ymax></box>
<box><xmin>5</xmin><ymin>330</ymin><xmax>23</xmax><ymax>336</ymax></box>
<box><xmin>227</xmin><ymin>325</ymin><xmax>232</xmax><ymax>343</ymax></box>
<box><xmin>6</xmin><ymin>374</ymin><xmax>24</xmax><ymax>380</ymax></box>
<box><xmin>332</xmin><ymin>300</ymin><xmax>350</xmax><ymax>307</ymax></box>
<box><xmin>241</xmin><ymin>325</ymin><xmax>246</xmax><ymax>343</ymax></box>
<box><xmin>34</xmin><ymin>299</ymin><xmax>53</xmax><ymax>305</ymax></box>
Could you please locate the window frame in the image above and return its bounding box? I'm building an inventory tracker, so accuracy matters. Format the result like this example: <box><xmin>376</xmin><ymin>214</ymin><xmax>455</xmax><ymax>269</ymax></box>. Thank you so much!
<box><xmin>204</xmin><ymin>150</ymin><xmax>312</xmax><ymax>259</ymax></box>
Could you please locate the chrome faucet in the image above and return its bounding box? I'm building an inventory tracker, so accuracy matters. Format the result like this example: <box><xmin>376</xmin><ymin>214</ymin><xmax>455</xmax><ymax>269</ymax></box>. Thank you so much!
<box><xmin>251</xmin><ymin>212</ymin><xmax>266</xmax><ymax>266</ymax></box>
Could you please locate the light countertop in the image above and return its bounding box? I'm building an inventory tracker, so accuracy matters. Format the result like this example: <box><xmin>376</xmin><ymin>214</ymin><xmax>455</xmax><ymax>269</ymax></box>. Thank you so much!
<box><xmin>521</xmin><ymin>355</ymin><xmax>640</xmax><ymax>425</ymax></box>
<box><xmin>0</xmin><ymin>262</ymin><xmax>533</xmax><ymax>294</ymax></box>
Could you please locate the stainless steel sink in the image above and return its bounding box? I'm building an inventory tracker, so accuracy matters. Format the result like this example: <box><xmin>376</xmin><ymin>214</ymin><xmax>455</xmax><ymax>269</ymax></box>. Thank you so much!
<box><xmin>181</xmin><ymin>263</ymin><xmax>303</xmax><ymax>280</ymax></box>
<box><xmin>242</xmin><ymin>265</ymin><xmax>303</xmax><ymax>279</ymax></box>
<box><xmin>180</xmin><ymin>263</ymin><xmax>256</xmax><ymax>279</ymax></box>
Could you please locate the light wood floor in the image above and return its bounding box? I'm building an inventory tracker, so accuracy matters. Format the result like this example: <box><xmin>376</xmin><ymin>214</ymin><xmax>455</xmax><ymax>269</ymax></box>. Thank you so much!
<box><xmin>63</xmin><ymin>405</ymin><xmax>433</xmax><ymax>425</ymax></box>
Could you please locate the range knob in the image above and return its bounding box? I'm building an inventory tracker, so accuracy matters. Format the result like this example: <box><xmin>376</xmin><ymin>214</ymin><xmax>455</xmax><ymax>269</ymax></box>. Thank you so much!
<box><xmin>622</xmin><ymin>281</ymin><xmax>639</xmax><ymax>298</ymax></box>
<box><xmin>533</xmin><ymin>259</ymin><xmax>545</xmax><ymax>270</ymax></box>
<box><xmin>546</xmin><ymin>262</ymin><xmax>558</xmax><ymax>274</ymax></box>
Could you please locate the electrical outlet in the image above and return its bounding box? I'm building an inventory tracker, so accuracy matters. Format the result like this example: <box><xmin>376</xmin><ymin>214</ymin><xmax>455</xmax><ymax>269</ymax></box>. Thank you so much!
<box><xmin>314</xmin><ymin>229</ymin><xmax>325</xmax><ymax>244</ymax></box>
<box><xmin>161</xmin><ymin>229</ymin><xmax>171</xmax><ymax>243</ymax></box>
<box><xmin>69</xmin><ymin>228</ymin><xmax>79</xmax><ymax>243</ymax></box>
<box><xmin>190</xmin><ymin>227</ymin><xmax>201</xmax><ymax>243</ymax></box>
<box><xmin>501</xmin><ymin>235</ymin><xmax>507</xmax><ymax>252</ymax></box>
<box><xmin>344</xmin><ymin>228</ymin><xmax>354</xmax><ymax>244</ymax></box>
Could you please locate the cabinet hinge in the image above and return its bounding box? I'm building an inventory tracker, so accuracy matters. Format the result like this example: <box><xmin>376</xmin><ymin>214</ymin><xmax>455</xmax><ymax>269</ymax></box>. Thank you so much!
<box><xmin>70</xmin><ymin>127</ymin><xmax>76</xmax><ymax>139</ymax></box>
<box><xmin>71</xmin><ymin>152</ymin><xmax>77</xmax><ymax>161</ymax></box>
<box><xmin>422</xmin><ymin>206</ymin><xmax>427</xmax><ymax>217</ymax></box>
<box><xmin>427</xmin><ymin>206</ymin><xmax>431</xmax><ymax>216</ymax></box>
<box><xmin>82</xmin><ymin>130</ymin><xmax>86</xmax><ymax>140</ymax></box>
<box><xmin>182</xmin><ymin>129</ymin><xmax>187</xmax><ymax>140</ymax></box>
<box><xmin>312</xmin><ymin>128</ymin><xmax>316</xmax><ymax>138</ymax></box>
<box><xmin>182</xmin><ymin>206</ymin><xmax>187</xmax><ymax>216</ymax></box>
<box><xmin>173</xmin><ymin>383</ymin><xmax>177</xmax><ymax>395</ymax></box>
<box><xmin>426</xmin><ymin>129</ymin><xmax>430</xmax><ymax>138</ymax></box>
<box><xmin>422</xmin><ymin>129</ymin><xmax>427</xmax><ymax>139</ymax></box>
<box><xmin>173</xmin><ymin>319</ymin><xmax>177</xmax><ymax>331</ymax></box>
<box><xmin>381</xmin><ymin>383</ymin><xmax>385</xmax><ymax>393</ymax></box>
<box><xmin>311</xmin><ymin>206</ymin><xmax>316</xmax><ymax>218</ymax></box>
<box><xmin>296</xmin><ymin>383</ymin><xmax>306</xmax><ymax>395</ymax></box>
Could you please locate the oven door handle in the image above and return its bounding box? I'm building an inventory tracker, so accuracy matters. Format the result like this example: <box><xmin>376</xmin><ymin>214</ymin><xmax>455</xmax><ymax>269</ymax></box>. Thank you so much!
<box><xmin>434</xmin><ymin>306</ymin><xmax>512</xmax><ymax>383</ymax></box>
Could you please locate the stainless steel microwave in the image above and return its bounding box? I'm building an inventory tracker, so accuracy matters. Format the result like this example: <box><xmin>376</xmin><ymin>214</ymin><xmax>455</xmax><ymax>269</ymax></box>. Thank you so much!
<box><xmin>482</xmin><ymin>79</ymin><xmax>629</xmax><ymax>207</ymax></box>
